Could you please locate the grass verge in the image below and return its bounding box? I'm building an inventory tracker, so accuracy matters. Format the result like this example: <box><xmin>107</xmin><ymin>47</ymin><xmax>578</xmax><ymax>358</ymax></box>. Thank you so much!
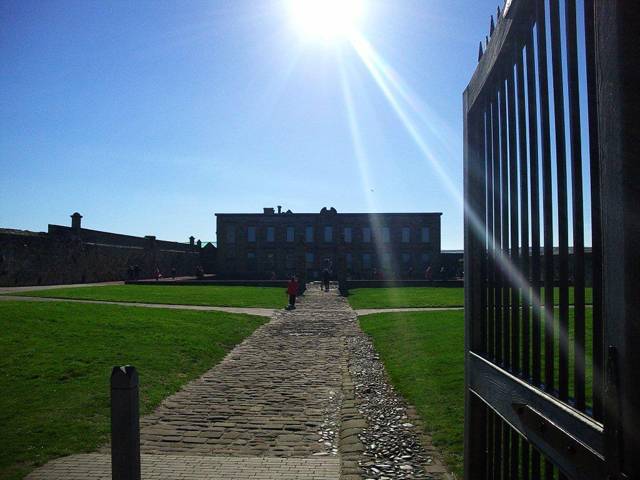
<box><xmin>8</xmin><ymin>285</ymin><xmax>286</xmax><ymax>308</ymax></box>
<box><xmin>0</xmin><ymin>300</ymin><xmax>266</xmax><ymax>480</ymax></box>
<box><xmin>360</xmin><ymin>310</ymin><xmax>466</xmax><ymax>476</ymax></box>
<box><xmin>348</xmin><ymin>287</ymin><xmax>593</xmax><ymax>309</ymax></box>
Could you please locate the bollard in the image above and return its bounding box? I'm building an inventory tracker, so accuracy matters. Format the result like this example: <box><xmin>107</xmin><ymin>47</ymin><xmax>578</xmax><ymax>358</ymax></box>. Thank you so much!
<box><xmin>110</xmin><ymin>365</ymin><xmax>141</xmax><ymax>480</ymax></box>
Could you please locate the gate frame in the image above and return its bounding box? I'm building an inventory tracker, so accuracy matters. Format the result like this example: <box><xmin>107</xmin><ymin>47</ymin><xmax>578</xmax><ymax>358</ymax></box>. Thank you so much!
<box><xmin>463</xmin><ymin>1</ymin><xmax>640</xmax><ymax>478</ymax></box>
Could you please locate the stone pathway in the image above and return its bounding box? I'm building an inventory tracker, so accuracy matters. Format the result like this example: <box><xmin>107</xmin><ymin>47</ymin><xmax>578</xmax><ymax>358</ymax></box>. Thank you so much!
<box><xmin>26</xmin><ymin>454</ymin><xmax>339</xmax><ymax>479</ymax></box>
<box><xmin>0</xmin><ymin>295</ymin><xmax>274</xmax><ymax>317</ymax></box>
<box><xmin>0</xmin><ymin>280</ymin><xmax>124</xmax><ymax>294</ymax></box>
<box><xmin>25</xmin><ymin>284</ymin><xmax>451</xmax><ymax>479</ymax></box>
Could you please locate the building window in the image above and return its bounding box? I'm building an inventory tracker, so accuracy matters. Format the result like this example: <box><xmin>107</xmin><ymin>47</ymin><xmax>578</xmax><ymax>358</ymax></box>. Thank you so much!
<box><xmin>247</xmin><ymin>252</ymin><xmax>257</xmax><ymax>271</ymax></box>
<box><xmin>226</xmin><ymin>227</ymin><xmax>236</xmax><ymax>244</ymax></box>
<box><xmin>401</xmin><ymin>227</ymin><xmax>410</xmax><ymax>243</ymax></box>
<box><xmin>346</xmin><ymin>253</ymin><xmax>353</xmax><ymax>268</ymax></box>
<box><xmin>285</xmin><ymin>253</ymin><xmax>295</xmax><ymax>270</ymax></box>
<box><xmin>324</xmin><ymin>226</ymin><xmax>333</xmax><ymax>242</ymax></box>
<box><xmin>402</xmin><ymin>253</ymin><xmax>411</xmax><ymax>265</ymax></box>
<box><xmin>362</xmin><ymin>227</ymin><xmax>371</xmax><ymax>243</ymax></box>
<box><xmin>382</xmin><ymin>227</ymin><xmax>390</xmax><ymax>243</ymax></box>
<box><xmin>305</xmin><ymin>226</ymin><xmax>314</xmax><ymax>242</ymax></box>
<box><xmin>266</xmin><ymin>227</ymin><xmax>275</xmax><ymax>242</ymax></box>
<box><xmin>305</xmin><ymin>252</ymin><xmax>315</xmax><ymax>268</ymax></box>
<box><xmin>382</xmin><ymin>253</ymin><xmax>392</xmax><ymax>269</ymax></box>
<box><xmin>247</xmin><ymin>226</ymin><xmax>256</xmax><ymax>242</ymax></box>
<box><xmin>344</xmin><ymin>227</ymin><xmax>352</xmax><ymax>243</ymax></box>
<box><xmin>362</xmin><ymin>253</ymin><xmax>372</xmax><ymax>269</ymax></box>
<box><xmin>421</xmin><ymin>253</ymin><xmax>431</xmax><ymax>267</ymax></box>
<box><xmin>421</xmin><ymin>226</ymin><xmax>430</xmax><ymax>243</ymax></box>
<box><xmin>286</xmin><ymin>226</ymin><xmax>295</xmax><ymax>242</ymax></box>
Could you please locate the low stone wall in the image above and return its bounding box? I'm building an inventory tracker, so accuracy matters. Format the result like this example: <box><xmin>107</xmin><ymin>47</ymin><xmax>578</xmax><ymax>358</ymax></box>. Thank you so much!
<box><xmin>0</xmin><ymin>227</ymin><xmax>203</xmax><ymax>287</ymax></box>
<box><xmin>126</xmin><ymin>279</ymin><xmax>289</xmax><ymax>288</ymax></box>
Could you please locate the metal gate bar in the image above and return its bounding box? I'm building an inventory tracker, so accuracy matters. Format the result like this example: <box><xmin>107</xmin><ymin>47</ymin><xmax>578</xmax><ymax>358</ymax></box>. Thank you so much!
<box><xmin>564</xmin><ymin>0</ymin><xmax>586</xmax><ymax>413</ymax></box>
<box><xmin>582</xmin><ymin>0</ymin><xmax>602</xmax><ymax>422</ymax></box>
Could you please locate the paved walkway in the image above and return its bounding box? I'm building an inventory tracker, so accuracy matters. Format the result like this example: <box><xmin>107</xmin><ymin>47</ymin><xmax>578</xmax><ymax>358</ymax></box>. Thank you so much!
<box><xmin>0</xmin><ymin>280</ymin><xmax>124</xmax><ymax>294</ymax></box>
<box><xmin>25</xmin><ymin>285</ymin><xmax>449</xmax><ymax>479</ymax></box>
<box><xmin>0</xmin><ymin>277</ymin><xmax>202</xmax><ymax>294</ymax></box>
<box><xmin>0</xmin><ymin>295</ymin><xmax>274</xmax><ymax>317</ymax></box>
<box><xmin>26</xmin><ymin>454</ymin><xmax>339</xmax><ymax>479</ymax></box>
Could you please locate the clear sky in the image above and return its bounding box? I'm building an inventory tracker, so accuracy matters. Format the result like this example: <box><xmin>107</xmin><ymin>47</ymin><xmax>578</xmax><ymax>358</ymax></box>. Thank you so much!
<box><xmin>1</xmin><ymin>0</ymin><xmax>501</xmax><ymax>249</ymax></box>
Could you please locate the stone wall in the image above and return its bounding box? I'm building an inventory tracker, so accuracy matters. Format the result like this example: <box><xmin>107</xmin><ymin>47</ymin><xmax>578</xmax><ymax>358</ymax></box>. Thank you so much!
<box><xmin>0</xmin><ymin>222</ymin><xmax>207</xmax><ymax>287</ymax></box>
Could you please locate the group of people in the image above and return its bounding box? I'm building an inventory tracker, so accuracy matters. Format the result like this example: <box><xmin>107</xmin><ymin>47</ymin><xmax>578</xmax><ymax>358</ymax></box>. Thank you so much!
<box><xmin>285</xmin><ymin>260</ymin><xmax>333</xmax><ymax>310</ymax></box>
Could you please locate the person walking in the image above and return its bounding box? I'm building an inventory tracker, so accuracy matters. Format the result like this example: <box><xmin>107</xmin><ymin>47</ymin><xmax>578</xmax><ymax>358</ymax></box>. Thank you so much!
<box><xmin>322</xmin><ymin>267</ymin><xmax>330</xmax><ymax>292</ymax></box>
<box><xmin>286</xmin><ymin>275</ymin><xmax>299</xmax><ymax>310</ymax></box>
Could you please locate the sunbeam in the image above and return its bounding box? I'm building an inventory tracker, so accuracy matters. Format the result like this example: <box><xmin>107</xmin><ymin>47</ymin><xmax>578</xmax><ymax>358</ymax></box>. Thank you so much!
<box><xmin>346</xmin><ymin>31</ymin><xmax>581</xmax><ymax>381</ymax></box>
<box><xmin>339</xmin><ymin>55</ymin><xmax>403</xmax><ymax>283</ymax></box>
<box><xmin>350</xmin><ymin>34</ymin><xmax>459</xmax><ymax>159</ymax></box>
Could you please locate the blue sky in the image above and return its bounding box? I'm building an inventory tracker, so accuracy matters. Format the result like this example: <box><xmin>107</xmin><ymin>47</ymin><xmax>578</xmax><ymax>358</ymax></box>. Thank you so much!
<box><xmin>1</xmin><ymin>0</ymin><xmax>501</xmax><ymax>249</ymax></box>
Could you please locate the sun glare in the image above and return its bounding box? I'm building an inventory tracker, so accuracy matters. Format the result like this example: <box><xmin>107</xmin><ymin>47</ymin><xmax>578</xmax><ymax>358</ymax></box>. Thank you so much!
<box><xmin>288</xmin><ymin>0</ymin><xmax>365</xmax><ymax>43</ymax></box>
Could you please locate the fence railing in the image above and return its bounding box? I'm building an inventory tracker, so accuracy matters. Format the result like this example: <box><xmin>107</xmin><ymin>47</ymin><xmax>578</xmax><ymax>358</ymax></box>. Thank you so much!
<box><xmin>463</xmin><ymin>0</ymin><xmax>639</xmax><ymax>478</ymax></box>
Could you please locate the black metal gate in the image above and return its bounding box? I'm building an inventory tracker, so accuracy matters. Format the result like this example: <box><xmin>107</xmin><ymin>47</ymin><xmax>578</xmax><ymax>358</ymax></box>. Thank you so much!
<box><xmin>463</xmin><ymin>1</ymin><xmax>639</xmax><ymax>478</ymax></box>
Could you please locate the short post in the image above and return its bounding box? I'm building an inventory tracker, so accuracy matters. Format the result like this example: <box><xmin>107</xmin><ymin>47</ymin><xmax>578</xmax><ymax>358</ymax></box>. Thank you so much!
<box><xmin>110</xmin><ymin>366</ymin><xmax>141</xmax><ymax>480</ymax></box>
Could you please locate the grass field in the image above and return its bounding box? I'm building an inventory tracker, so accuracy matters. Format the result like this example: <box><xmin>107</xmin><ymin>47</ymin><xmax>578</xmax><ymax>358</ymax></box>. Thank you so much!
<box><xmin>348</xmin><ymin>286</ymin><xmax>593</xmax><ymax>309</ymax></box>
<box><xmin>8</xmin><ymin>285</ymin><xmax>286</xmax><ymax>308</ymax></box>
<box><xmin>359</xmin><ymin>308</ymin><xmax>594</xmax><ymax>478</ymax></box>
<box><xmin>0</xmin><ymin>301</ymin><xmax>266</xmax><ymax>480</ymax></box>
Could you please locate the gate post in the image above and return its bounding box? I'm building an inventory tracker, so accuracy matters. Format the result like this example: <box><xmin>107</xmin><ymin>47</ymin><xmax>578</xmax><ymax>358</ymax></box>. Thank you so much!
<box><xmin>110</xmin><ymin>365</ymin><xmax>141</xmax><ymax>480</ymax></box>
<box><xmin>594</xmin><ymin>2</ymin><xmax>640</xmax><ymax>478</ymax></box>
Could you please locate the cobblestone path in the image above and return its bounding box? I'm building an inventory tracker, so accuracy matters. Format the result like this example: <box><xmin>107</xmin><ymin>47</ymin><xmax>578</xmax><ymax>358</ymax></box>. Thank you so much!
<box><xmin>26</xmin><ymin>284</ymin><xmax>450</xmax><ymax>479</ymax></box>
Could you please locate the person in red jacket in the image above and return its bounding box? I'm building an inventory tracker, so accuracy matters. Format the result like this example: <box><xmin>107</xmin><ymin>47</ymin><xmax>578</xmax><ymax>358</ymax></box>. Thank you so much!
<box><xmin>286</xmin><ymin>275</ymin><xmax>299</xmax><ymax>310</ymax></box>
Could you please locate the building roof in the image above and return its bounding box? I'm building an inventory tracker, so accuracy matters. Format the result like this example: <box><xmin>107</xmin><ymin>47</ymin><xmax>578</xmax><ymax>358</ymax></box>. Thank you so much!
<box><xmin>215</xmin><ymin>211</ymin><xmax>443</xmax><ymax>217</ymax></box>
<box><xmin>0</xmin><ymin>228</ymin><xmax>45</xmax><ymax>237</ymax></box>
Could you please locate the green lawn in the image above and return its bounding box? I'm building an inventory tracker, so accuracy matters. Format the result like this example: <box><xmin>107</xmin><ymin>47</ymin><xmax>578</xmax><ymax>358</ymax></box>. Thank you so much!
<box><xmin>359</xmin><ymin>308</ymin><xmax>594</xmax><ymax>478</ymax></box>
<box><xmin>0</xmin><ymin>301</ymin><xmax>266</xmax><ymax>480</ymax></box>
<box><xmin>348</xmin><ymin>287</ymin><xmax>464</xmax><ymax>309</ymax></box>
<box><xmin>8</xmin><ymin>285</ymin><xmax>286</xmax><ymax>308</ymax></box>
<box><xmin>348</xmin><ymin>287</ymin><xmax>593</xmax><ymax>309</ymax></box>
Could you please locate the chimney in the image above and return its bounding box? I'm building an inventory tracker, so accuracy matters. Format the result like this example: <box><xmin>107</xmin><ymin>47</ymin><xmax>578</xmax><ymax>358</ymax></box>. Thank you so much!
<box><xmin>277</xmin><ymin>205</ymin><xmax>282</xmax><ymax>214</ymax></box>
<box><xmin>263</xmin><ymin>207</ymin><xmax>275</xmax><ymax>215</ymax></box>
<box><xmin>196</xmin><ymin>239</ymin><xmax>202</xmax><ymax>248</ymax></box>
<box><xmin>189</xmin><ymin>236</ymin><xmax>195</xmax><ymax>247</ymax></box>
<box><xmin>145</xmin><ymin>235</ymin><xmax>156</xmax><ymax>249</ymax></box>
<box><xmin>71</xmin><ymin>212</ymin><xmax>83</xmax><ymax>230</ymax></box>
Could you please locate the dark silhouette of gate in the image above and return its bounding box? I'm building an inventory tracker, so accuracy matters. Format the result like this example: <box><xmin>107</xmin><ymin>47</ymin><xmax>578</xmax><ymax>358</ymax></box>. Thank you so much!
<box><xmin>463</xmin><ymin>1</ymin><xmax>639</xmax><ymax>478</ymax></box>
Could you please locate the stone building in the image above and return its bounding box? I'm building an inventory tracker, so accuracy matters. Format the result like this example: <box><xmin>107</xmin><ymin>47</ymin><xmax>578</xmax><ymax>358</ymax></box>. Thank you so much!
<box><xmin>215</xmin><ymin>207</ymin><xmax>442</xmax><ymax>280</ymax></box>
<box><xmin>0</xmin><ymin>213</ymin><xmax>207</xmax><ymax>286</ymax></box>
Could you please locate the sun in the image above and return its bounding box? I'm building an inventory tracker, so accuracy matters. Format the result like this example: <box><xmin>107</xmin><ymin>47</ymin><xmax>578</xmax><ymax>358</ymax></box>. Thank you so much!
<box><xmin>287</xmin><ymin>0</ymin><xmax>365</xmax><ymax>43</ymax></box>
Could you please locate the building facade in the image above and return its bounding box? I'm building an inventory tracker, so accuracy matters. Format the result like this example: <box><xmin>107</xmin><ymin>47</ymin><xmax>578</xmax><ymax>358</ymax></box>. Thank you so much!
<box><xmin>215</xmin><ymin>207</ymin><xmax>442</xmax><ymax>280</ymax></box>
<box><xmin>0</xmin><ymin>212</ymin><xmax>206</xmax><ymax>287</ymax></box>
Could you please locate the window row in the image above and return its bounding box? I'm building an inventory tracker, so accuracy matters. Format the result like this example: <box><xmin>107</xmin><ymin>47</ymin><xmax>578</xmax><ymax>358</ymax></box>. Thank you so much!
<box><xmin>244</xmin><ymin>252</ymin><xmax>433</xmax><ymax>267</ymax></box>
<box><xmin>226</xmin><ymin>226</ymin><xmax>431</xmax><ymax>244</ymax></box>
